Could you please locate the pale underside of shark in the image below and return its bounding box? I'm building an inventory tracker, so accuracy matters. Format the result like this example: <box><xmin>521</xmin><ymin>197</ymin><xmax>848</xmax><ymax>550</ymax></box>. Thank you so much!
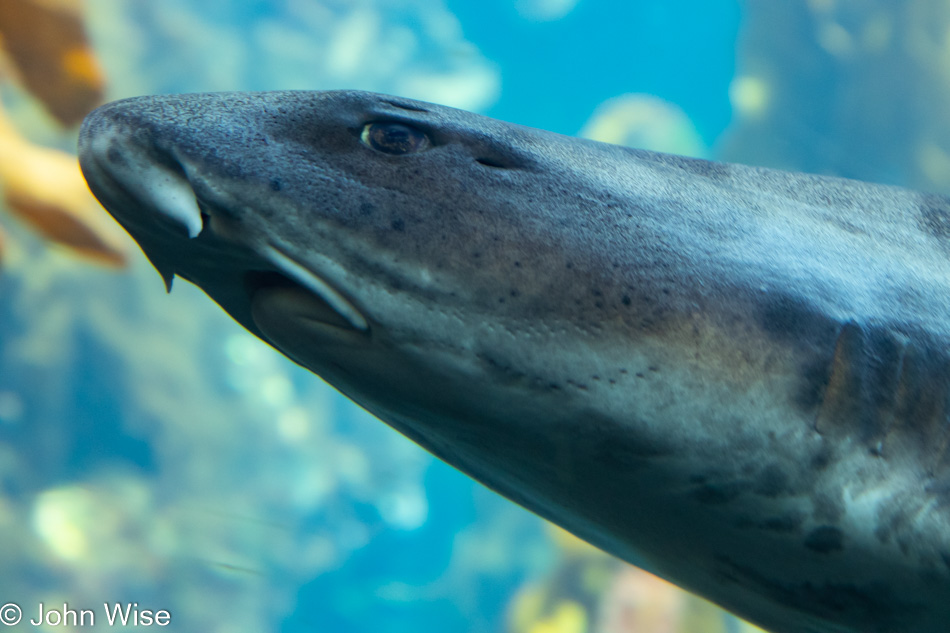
<box><xmin>78</xmin><ymin>90</ymin><xmax>950</xmax><ymax>633</ymax></box>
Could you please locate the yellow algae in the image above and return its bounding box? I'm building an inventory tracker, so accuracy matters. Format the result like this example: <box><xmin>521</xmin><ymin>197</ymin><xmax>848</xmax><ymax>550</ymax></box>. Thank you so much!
<box><xmin>729</xmin><ymin>76</ymin><xmax>770</xmax><ymax>119</ymax></box>
<box><xmin>509</xmin><ymin>584</ymin><xmax>544</xmax><ymax>633</ymax></box>
<box><xmin>32</xmin><ymin>487</ymin><xmax>93</xmax><ymax>562</ymax></box>
<box><xmin>580</xmin><ymin>94</ymin><xmax>706</xmax><ymax>157</ymax></box>
<box><xmin>530</xmin><ymin>601</ymin><xmax>587</xmax><ymax>633</ymax></box>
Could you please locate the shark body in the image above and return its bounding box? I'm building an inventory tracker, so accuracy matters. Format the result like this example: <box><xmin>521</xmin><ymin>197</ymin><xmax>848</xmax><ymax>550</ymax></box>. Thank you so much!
<box><xmin>78</xmin><ymin>91</ymin><xmax>950</xmax><ymax>633</ymax></box>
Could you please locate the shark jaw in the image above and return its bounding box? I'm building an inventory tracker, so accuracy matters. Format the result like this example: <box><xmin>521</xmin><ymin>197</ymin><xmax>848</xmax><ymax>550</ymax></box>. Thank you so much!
<box><xmin>78</xmin><ymin>107</ymin><xmax>369</xmax><ymax>338</ymax></box>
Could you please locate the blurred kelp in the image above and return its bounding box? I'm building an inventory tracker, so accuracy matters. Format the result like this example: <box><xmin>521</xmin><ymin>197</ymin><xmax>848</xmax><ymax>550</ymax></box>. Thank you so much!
<box><xmin>0</xmin><ymin>106</ymin><xmax>126</xmax><ymax>267</ymax></box>
<box><xmin>506</xmin><ymin>527</ymin><xmax>766</xmax><ymax>633</ymax></box>
<box><xmin>0</xmin><ymin>0</ymin><xmax>105</xmax><ymax>126</ymax></box>
<box><xmin>83</xmin><ymin>0</ymin><xmax>499</xmax><ymax>108</ymax></box>
<box><xmin>0</xmin><ymin>0</ymin><xmax>125</xmax><ymax>268</ymax></box>
<box><xmin>723</xmin><ymin>0</ymin><xmax>950</xmax><ymax>192</ymax></box>
<box><xmin>580</xmin><ymin>94</ymin><xmax>707</xmax><ymax>159</ymax></box>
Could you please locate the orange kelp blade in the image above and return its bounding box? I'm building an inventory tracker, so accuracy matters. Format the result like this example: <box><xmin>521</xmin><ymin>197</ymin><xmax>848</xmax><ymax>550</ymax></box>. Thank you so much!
<box><xmin>0</xmin><ymin>107</ymin><xmax>127</xmax><ymax>267</ymax></box>
<box><xmin>0</xmin><ymin>0</ymin><xmax>105</xmax><ymax>127</ymax></box>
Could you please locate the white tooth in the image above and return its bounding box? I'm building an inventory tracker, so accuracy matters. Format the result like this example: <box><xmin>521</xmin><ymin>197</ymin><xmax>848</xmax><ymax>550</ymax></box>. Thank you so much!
<box><xmin>263</xmin><ymin>245</ymin><xmax>369</xmax><ymax>331</ymax></box>
<box><xmin>97</xmin><ymin>133</ymin><xmax>203</xmax><ymax>238</ymax></box>
<box><xmin>134</xmin><ymin>161</ymin><xmax>203</xmax><ymax>238</ymax></box>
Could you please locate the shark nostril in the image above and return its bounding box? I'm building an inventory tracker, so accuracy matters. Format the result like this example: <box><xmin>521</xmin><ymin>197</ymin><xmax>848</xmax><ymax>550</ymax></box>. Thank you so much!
<box><xmin>476</xmin><ymin>157</ymin><xmax>507</xmax><ymax>168</ymax></box>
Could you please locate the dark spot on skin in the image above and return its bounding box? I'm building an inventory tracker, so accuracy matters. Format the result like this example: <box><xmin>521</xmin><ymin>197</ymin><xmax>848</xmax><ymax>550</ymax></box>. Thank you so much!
<box><xmin>566</xmin><ymin>262</ymin><xmax>573</xmax><ymax>270</ymax></box>
<box><xmin>648</xmin><ymin>366</ymin><xmax>659</xmax><ymax>372</ymax></box>
<box><xmin>510</xmin><ymin>289</ymin><xmax>520</xmax><ymax>297</ymax></box>
<box><xmin>360</xmin><ymin>202</ymin><xmax>375</xmax><ymax>216</ymax></box>
<box><xmin>391</xmin><ymin>218</ymin><xmax>405</xmax><ymax>231</ymax></box>
<box><xmin>920</xmin><ymin>193</ymin><xmax>950</xmax><ymax>239</ymax></box>
<box><xmin>514</xmin><ymin>261</ymin><xmax>521</xmax><ymax>268</ymax></box>
<box><xmin>622</xmin><ymin>295</ymin><xmax>632</xmax><ymax>306</ymax></box>
<box><xmin>805</xmin><ymin>526</ymin><xmax>844</xmax><ymax>553</ymax></box>
<box><xmin>269</xmin><ymin>178</ymin><xmax>282</xmax><ymax>191</ymax></box>
<box><xmin>753</xmin><ymin>465</ymin><xmax>789</xmax><ymax>498</ymax></box>
<box><xmin>811</xmin><ymin>442</ymin><xmax>834</xmax><ymax>471</ymax></box>
<box><xmin>762</xmin><ymin>514</ymin><xmax>805</xmax><ymax>532</ymax></box>
<box><xmin>693</xmin><ymin>482</ymin><xmax>744</xmax><ymax>505</ymax></box>
<box><xmin>106</xmin><ymin>147</ymin><xmax>124</xmax><ymax>164</ymax></box>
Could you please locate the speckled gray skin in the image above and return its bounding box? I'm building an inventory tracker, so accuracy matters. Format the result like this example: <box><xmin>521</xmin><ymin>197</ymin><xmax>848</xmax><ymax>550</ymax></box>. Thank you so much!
<box><xmin>79</xmin><ymin>91</ymin><xmax>950</xmax><ymax>633</ymax></box>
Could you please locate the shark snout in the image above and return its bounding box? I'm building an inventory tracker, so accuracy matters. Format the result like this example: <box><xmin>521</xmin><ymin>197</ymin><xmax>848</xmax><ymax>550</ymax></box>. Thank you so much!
<box><xmin>79</xmin><ymin>102</ymin><xmax>206</xmax><ymax>243</ymax></box>
<box><xmin>79</xmin><ymin>97</ymin><xmax>370</xmax><ymax>334</ymax></box>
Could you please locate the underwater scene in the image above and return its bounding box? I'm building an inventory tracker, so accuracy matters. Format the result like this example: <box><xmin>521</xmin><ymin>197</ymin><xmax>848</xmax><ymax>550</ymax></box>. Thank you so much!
<box><xmin>0</xmin><ymin>0</ymin><xmax>944</xmax><ymax>631</ymax></box>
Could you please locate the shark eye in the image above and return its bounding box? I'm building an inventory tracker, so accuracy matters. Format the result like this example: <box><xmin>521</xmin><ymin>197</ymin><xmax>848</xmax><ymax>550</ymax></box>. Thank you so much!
<box><xmin>361</xmin><ymin>122</ymin><xmax>429</xmax><ymax>155</ymax></box>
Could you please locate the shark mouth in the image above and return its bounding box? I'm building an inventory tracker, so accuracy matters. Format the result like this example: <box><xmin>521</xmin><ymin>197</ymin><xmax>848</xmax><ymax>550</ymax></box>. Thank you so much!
<box><xmin>79</xmin><ymin>126</ymin><xmax>368</xmax><ymax>333</ymax></box>
<box><xmin>249</xmin><ymin>245</ymin><xmax>369</xmax><ymax>332</ymax></box>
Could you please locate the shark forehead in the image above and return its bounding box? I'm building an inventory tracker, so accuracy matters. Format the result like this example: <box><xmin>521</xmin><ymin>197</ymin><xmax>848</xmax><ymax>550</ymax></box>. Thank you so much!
<box><xmin>80</xmin><ymin>90</ymin><xmax>950</xmax><ymax>633</ymax></box>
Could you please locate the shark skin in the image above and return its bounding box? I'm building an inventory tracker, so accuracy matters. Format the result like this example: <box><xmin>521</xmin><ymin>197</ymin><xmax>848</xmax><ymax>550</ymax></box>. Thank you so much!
<box><xmin>78</xmin><ymin>90</ymin><xmax>950</xmax><ymax>633</ymax></box>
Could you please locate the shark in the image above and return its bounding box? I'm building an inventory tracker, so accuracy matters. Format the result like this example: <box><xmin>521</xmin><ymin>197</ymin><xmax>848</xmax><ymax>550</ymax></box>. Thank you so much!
<box><xmin>78</xmin><ymin>90</ymin><xmax>950</xmax><ymax>633</ymax></box>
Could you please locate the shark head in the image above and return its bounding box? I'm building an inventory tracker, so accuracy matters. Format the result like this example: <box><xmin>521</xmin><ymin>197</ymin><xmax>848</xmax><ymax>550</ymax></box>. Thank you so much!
<box><xmin>79</xmin><ymin>91</ymin><xmax>676</xmax><ymax>476</ymax></box>
<box><xmin>80</xmin><ymin>90</ymin><xmax>950</xmax><ymax>633</ymax></box>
